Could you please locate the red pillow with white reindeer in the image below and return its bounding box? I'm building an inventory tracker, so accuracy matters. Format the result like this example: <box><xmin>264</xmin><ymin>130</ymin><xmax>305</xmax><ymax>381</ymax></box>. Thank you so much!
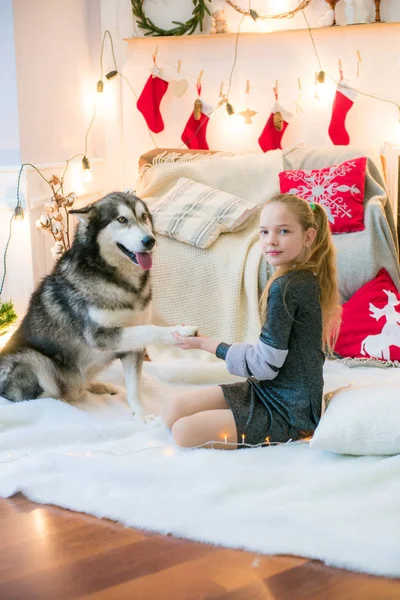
<box><xmin>279</xmin><ymin>157</ymin><xmax>367</xmax><ymax>234</ymax></box>
<box><xmin>334</xmin><ymin>269</ymin><xmax>400</xmax><ymax>362</ymax></box>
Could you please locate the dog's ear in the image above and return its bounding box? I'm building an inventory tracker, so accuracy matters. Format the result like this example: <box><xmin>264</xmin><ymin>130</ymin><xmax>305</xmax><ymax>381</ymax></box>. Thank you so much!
<box><xmin>69</xmin><ymin>204</ymin><xmax>96</xmax><ymax>222</ymax></box>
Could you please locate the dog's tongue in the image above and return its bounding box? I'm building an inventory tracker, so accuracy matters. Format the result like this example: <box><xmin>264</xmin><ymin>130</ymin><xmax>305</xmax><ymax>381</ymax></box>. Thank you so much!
<box><xmin>135</xmin><ymin>252</ymin><xmax>152</xmax><ymax>270</ymax></box>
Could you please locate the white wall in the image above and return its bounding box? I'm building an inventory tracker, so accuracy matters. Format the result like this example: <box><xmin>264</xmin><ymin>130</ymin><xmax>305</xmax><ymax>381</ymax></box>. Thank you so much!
<box><xmin>103</xmin><ymin>0</ymin><xmax>400</xmax><ymax>187</ymax></box>
<box><xmin>0</xmin><ymin>0</ymin><xmax>105</xmax><ymax>316</ymax></box>
<box><xmin>0</xmin><ymin>0</ymin><xmax>20</xmax><ymax>166</ymax></box>
<box><xmin>12</xmin><ymin>0</ymin><xmax>104</xmax><ymax>164</ymax></box>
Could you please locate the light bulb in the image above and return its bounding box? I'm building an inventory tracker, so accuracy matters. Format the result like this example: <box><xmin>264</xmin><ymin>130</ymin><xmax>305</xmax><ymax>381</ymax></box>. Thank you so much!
<box><xmin>105</xmin><ymin>70</ymin><xmax>118</xmax><ymax>81</ymax></box>
<box><xmin>13</xmin><ymin>205</ymin><xmax>24</xmax><ymax>221</ymax></box>
<box><xmin>82</xmin><ymin>168</ymin><xmax>93</xmax><ymax>184</ymax></box>
<box><xmin>249</xmin><ymin>9</ymin><xmax>259</xmax><ymax>21</ymax></box>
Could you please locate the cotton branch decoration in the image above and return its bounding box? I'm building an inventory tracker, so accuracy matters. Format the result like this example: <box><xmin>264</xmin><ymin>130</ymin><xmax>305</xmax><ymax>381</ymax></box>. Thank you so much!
<box><xmin>35</xmin><ymin>175</ymin><xmax>77</xmax><ymax>259</ymax></box>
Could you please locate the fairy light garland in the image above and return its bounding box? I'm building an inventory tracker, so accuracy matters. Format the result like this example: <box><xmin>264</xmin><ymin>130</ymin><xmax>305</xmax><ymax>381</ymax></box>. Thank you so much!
<box><xmin>298</xmin><ymin>5</ymin><xmax>400</xmax><ymax>119</ymax></box>
<box><xmin>225</xmin><ymin>0</ymin><xmax>312</xmax><ymax>21</ymax></box>
<box><xmin>0</xmin><ymin>436</ymin><xmax>309</xmax><ymax>465</ymax></box>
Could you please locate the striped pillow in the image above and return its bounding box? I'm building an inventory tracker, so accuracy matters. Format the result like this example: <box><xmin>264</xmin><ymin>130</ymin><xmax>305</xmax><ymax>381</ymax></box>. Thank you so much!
<box><xmin>150</xmin><ymin>178</ymin><xmax>258</xmax><ymax>249</ymax></box>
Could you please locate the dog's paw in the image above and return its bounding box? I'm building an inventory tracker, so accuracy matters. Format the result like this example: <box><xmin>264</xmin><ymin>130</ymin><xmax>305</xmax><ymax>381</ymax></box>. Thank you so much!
<box><xmin>88</xmin><ymin>382</ymin><xmax>118</xmax><ymax>395</ymax></box>
<box><xmin>132</xmin><ymin>410</ymin><xmax>154</xmax><ymax>425</ymax></box>
<box><xmin>174</xmin><ymin>325</ymin><xmax>198</xmax><ymax>338</ymax></box>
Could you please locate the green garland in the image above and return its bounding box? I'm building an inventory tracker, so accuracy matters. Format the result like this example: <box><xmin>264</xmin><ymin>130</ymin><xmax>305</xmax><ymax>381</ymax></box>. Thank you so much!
<box><xmin>0</xmin><ymin>300</ymin><xmax>17</xmax><ymax>336</ymax></box>
<box><xmin>131</xmin><ymin>0</ymin><xmax>212</xmax><ymax>37</ymax></box>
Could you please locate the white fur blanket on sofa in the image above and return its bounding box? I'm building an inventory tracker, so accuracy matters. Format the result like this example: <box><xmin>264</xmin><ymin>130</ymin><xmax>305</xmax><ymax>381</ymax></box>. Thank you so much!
<box><xmin>1</xmin><ymin>359</ymin><xmax>400</xmax><ymax>579</ymax></box>
<box><xmin>136</xmin><ymin>150</ymin><xmax>284</xmax><ymax>344</ymax></box>
<box><xmin>136</xmin><ymin>146</ymin><xmax>400</xmax><ymax>346</ymax></box>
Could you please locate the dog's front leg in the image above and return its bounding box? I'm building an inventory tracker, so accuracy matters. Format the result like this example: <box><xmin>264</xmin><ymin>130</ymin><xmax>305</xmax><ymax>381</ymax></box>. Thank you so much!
<box><xmin>117</xmin><ymin>324</ymin><xmax>198</xmax><ymax>353</ymax></box>
<box><xmin>121</xmin><ymin>351</ymin><xmax>146</xmax><ymax>421</ymax></box>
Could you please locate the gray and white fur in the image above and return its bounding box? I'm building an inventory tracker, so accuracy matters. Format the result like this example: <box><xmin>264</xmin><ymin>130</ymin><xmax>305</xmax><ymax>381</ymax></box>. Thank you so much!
<box><xmin>0</xmin><ymin>191</ymin><xmax>196</xmax><ymax>419</ymax></box>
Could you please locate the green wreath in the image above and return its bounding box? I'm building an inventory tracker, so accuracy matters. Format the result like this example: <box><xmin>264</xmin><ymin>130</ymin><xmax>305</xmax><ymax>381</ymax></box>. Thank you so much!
<box><xmin>131</xmin><ymin>0</ymin><xmax>212</xmax><ymax>37</ymax></box>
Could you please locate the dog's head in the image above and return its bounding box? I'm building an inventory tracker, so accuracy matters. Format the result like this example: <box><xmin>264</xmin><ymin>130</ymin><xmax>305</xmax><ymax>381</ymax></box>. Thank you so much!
<box><xmin>70</xmin><ymin>192</ymin><xmax>155</xmax><ymax>271</ymax></box>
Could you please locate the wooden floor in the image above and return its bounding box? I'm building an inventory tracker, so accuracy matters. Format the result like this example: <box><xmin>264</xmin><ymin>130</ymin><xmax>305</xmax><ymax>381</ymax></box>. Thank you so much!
<box><xmin>0</xmin><ymin>494</ymin><xmax>399</xmax><ymax>600</ymax></box>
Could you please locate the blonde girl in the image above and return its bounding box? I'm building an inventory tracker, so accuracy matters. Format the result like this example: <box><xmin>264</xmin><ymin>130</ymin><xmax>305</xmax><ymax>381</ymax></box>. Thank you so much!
<box><xmin>163</xmin><ymin>194</ymin><xmax>341</xmax><ymax>449</ymax></box>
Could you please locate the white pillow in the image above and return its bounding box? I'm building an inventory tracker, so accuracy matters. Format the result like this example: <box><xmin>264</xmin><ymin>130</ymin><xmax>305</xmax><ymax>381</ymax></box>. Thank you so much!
<box><xmin>310</xmin><ymin>383</ymin><xmax>400</xmax><ymax>456</ymax></box>
<box><xmin>150</xmin><ymin>177</ymin><xmax>258</xmax><ymax>249</ymax></box>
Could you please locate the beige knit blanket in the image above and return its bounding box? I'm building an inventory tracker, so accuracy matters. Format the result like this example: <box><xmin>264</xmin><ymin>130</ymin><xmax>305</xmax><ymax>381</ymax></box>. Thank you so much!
<box><xmin>135</xmin><ymin>151</ymin><xmax>284</xmax><ymax>350</ymax></box>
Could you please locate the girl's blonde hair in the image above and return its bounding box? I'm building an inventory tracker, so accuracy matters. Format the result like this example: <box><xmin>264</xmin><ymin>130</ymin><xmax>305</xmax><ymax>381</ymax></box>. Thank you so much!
<box><xmin>259</xmin><ymin>193</ymin><xmax>341</xmax><ymax>354</ymax></box>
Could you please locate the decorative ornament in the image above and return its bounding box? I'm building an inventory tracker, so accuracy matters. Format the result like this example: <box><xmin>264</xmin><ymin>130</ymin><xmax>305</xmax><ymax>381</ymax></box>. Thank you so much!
<box><xmin>259</xmin><ymin>86</ymin><xmax>292</xmax><ymax>152</ymax></box>
<box><xmin>36</xmin><ymin>175</ymin><xmax>77</xmax><ymax>259</ymax></box>
<box><xmin>273</xmin><ymin>111</ymin><xmax>284</xmax><ymax>131</ymax></box>
<box><xmin>240</xmin><ymin>108</ymin><xmax>257</xmax><ymax>124</ymax></box>
<box><xmin>193</xmin><ymin>98</ymin><xmax>203</xmax><ymax>121</ymax></box>
<box><xmin>224</xmin><ymin>0</ymin><xmax>311</xmax><ymax>21</ymax></box>
<box><xmin>240</xmin><ymin>80</ymin><xmax>257</xmax><ymax>124</ymax></box>
<box><xmin>324</xmin><ymin>0</ymin><xmax>340</xmax><ymax>25</ymax></box>
<box><xmin>181</xmin><ymin>81</ymin><xmax>211</xmax><ymax>150</ymax></box>
<box><xmin>328</xmin><ymin>83</ymin><xmax>358</xmax><ymax>145</ymax></box>
<box><xmin>137</xmin><ymin>53</ymin><xmax>169</xmax><ymax>133</ymax></box>
<box><xmin>131</xmin><ymin>0</ymin><xmax>212</xmax><ymax>37</ymax></box>
<box><xmin>210</xmin><ymin>9</ymin><xmax>227</xmax><ymax>34</ymax></box>
<box><xmin>374</xmin><ymin>0</ymin><xmax>382</xmax><ymax>22</ymax></box>
<box><xmin>344</xmin><ymin>0</ymin><xmax>375</xmax><ymax>25</ymax></box>
<box><xmin>170</xmin><ymin>79</ymin><xmax>188</xmax><ymax>98</ymax></box>
<box><xmin>169</xmin><ymin>60</ymin><xmax>189</xmax><ymax>98</ymax></box>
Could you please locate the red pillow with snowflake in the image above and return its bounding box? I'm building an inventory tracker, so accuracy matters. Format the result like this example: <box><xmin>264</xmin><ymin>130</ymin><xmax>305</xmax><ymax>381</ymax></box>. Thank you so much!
<box><xmin>279</xmin><ymin>157</ymin><xmax>367</xmax><ymax>234</ymax></box>
<box><xmin>334</xmin><ymin>268</ymin><xmax>400</xmax><ymax>362</ymax></box>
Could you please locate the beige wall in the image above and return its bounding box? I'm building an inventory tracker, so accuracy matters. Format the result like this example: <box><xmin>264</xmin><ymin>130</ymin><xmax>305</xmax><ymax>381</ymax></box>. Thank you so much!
<box><xmin>12</xmin><ymin>0</ymin><xmax>103</xmax><ymax>164</ymax></box>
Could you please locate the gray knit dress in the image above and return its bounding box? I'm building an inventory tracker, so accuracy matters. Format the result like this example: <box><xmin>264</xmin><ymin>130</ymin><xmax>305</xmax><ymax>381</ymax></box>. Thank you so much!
<box><xmin>216</xmin><ymin>270</ymin><xmax>324</xmax><ymax>446</ymax></box>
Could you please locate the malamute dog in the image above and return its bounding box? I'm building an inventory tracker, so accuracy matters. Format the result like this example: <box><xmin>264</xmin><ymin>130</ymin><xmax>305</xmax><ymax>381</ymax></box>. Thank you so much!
<box><xmin>0</xmin><ymin>192</ymin><xmax>196</xmax><ymax>419</ymax></box>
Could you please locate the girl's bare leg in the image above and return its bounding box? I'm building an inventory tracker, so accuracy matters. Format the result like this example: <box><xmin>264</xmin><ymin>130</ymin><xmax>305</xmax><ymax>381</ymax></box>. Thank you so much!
<box><xmin>172</xmin><ymin>409</ymin><xmax>238</xmax><ymax>449</ymax></box>
<box><xmin>162</xmin><ymin>386</ymin><xmax>238</xmax><ymax>449</ymax></box>
<box><xmin>162</xmin><ymin>385</ymin><xmax>229</xmax><ymax>428</ymax></box>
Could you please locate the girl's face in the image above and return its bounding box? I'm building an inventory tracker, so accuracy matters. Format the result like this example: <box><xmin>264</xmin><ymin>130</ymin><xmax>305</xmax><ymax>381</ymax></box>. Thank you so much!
<box><xmin>259</xmin><ymin>203</ymin><xmax>316</xmax><ymax>268</ymax></box>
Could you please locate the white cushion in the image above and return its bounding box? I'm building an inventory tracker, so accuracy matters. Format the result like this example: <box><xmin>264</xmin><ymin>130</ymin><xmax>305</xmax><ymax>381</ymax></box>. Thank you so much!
<box><xmin>310</xmin><ymin>383</ymin><xmax>400</xmax><ymax>456</ymax></box>
<box><xmin>150</xmin><ymin>177</ymin><xmax>258</xmax><ymax>249</ymax></box>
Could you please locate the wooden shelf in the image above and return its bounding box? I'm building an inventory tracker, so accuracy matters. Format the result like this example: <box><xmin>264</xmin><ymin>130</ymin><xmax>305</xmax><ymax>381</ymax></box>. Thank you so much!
<box><xmin>124</xmin><ymin>21</ymin><xmax>400</xmax><ymax>42</ymax></box>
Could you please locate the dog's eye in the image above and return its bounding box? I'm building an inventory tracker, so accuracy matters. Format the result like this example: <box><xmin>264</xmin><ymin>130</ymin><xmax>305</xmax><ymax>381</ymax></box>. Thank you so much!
<box><xmin>141</xmin><ymin>214</ymin><xmax>147</xmax><ymax>221</ymax></box>
<box><xmin>117</xmin><ymin>216</ymin><xmax>128</xmax><ymax>224</ymax></box>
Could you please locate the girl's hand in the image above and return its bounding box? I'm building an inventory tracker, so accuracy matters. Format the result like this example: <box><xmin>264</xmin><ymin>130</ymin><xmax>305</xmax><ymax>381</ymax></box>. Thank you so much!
<box><xmin>172</xmin><ymin>332</ymin><xmax>220</xmax><ymax>354</ymax></box>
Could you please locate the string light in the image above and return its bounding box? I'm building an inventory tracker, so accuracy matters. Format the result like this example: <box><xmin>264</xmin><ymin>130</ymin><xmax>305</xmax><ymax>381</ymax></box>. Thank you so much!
<box><xmin>0</xmin><ymin>437</ymin><xmax>308</xmax><ymax>464</ymax></box>
<box><xmin>226</xmin><ymin>0</ymin><xmax>312</xmax><ymax>21</ymax></box>
<box><xmin>299</xmin><ymin>4</ymin><xmax>400</xmax><ymax>116</ymax></box>
<box><xmin>97</xmin><ymin>30</ymin><xmax>118</xmax><ymax>93</ymax></box>
<box><xmin>82</xmin><ymin>156</ymin><xmax>91</xmax><ymax>171</ymax></box>
<box><xmin>105</xmin><ymin>70</ymin><xmax>118</xmax><ymax>81</ymax></box>
<box><xmin>249</xmin><ymin>9</ymin><xmax>259</xmax><ymax>22</ymax></box>
<box><xmin>13</xmin><ymin>205</ymin><xmax>24</xmax><ymax>221</ymax></box>
<box><xmin>0</xmin><ymin>160</ymin><xmax>31</xmax><ymax>335</ymax></box>
<box><xmin>225</xmin><ymin>10</ymin><xmax>247</xmax><ymax>116</ymax></box>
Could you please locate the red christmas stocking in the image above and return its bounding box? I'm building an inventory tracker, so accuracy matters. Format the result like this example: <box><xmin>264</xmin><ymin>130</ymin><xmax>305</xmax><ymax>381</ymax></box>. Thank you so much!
<box><xmin>137</xmin><ymin>72</ymin><xmax>169</xmax><ymax>134</ymax></box>
<box><xmin>181</xmin><ymin>100</ymin><xmax>211</xmax><ymax>150</ymax></box>
<box><xmin>328</xmin><ymin>83</ymin><xmax>357</xmax><ymax>145</ymax></box>
<box><xmin>258</xmin><ymin>102</ymin><xmax>292</xmax><ymax>152</ymax></box>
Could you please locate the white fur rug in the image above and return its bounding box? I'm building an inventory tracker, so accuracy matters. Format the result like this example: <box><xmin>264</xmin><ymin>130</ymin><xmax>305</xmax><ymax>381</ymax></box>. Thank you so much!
<box><xmin>1</xmin><ymin>359</ymin><xmax>400</xmax><ymax>579</ymax></box>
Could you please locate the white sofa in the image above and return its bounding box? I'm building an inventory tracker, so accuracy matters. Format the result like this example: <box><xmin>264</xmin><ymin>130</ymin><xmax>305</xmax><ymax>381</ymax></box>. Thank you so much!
<box><xmin>136</xmin><ymin>145</ymin><xmax>400</xmax><ymax>344</ymax></box>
